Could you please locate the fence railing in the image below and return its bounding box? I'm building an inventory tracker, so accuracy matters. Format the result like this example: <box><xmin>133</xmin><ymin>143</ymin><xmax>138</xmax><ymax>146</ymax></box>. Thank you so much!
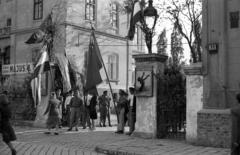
<box><xmin>0</xmin><ymin>27</ymin><xmax>11</xmax><ymax>36</ymax></box>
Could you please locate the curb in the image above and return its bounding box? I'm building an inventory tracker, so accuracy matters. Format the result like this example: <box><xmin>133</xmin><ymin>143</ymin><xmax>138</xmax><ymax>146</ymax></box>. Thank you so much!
<box><xmin>95</xmin><ymin>145</ymin><xmax>144</xmax><ymax>155</ymax></box>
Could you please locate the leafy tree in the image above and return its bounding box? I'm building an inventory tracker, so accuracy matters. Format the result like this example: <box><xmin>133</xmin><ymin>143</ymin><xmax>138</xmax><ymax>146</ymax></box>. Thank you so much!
<box><xmin>170</xmin><ymin>22</ymin><xmax>184</xmax><ymax>67</ymax></box>
<box><xmin>157</xmin><ymin>0</ymin><xmax>202</xmax><ymax>63</ymax></box>
<box><xmin>156</xmin><ymin>28</ymin><xmax>168</xmax><ymax>55</ymax></box>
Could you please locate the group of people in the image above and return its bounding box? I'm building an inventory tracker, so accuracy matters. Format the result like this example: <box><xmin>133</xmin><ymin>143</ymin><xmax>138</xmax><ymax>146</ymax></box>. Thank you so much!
<box><xmin>0</xmin><ymin>86</ymin><xmax>136</xmax><ymax>155</ymax></box>
<box><xmin>43</xmin><ymin>89</ymin><xmax>113</xmax><ymax>134</ymax></box>
<box><xmin>43</xmin><ymin>86</ymin><xmax>137</xmax><ymax>135</ymax></box>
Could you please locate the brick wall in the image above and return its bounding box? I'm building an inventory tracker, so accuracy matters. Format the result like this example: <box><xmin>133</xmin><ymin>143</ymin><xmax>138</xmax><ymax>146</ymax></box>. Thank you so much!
<box><xmin>197</xmin><ymin>109</ymin><xmax>231</xmax><ymax>148</ymax></box>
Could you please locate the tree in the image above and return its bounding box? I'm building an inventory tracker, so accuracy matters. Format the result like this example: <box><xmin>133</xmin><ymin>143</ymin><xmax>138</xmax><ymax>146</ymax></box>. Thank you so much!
<box><xmin>156</xmin><ymin>28</ymin><xmax>168</xmax><ymax>55</ymax></box>
<box><xmin>170</xmin><ymin>22</ymin><xmax>184</xmax><ymax>66</ymax></box>
<box><xmin>157</xmin><ymin>0</ymin><xmax>202</xmax><ymax>63</ymax></box>
<box><xmin>191</xmin><ymin>18</ymin><xmax>202</xmax><ymax>63</ymax></box>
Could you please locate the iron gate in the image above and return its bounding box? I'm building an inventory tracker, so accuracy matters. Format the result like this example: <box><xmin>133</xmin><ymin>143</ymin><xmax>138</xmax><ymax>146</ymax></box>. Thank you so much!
<box><xmin>156</xmin><ymin>68</ymin><xmax>186</xmax><ymax>140</ymax></box>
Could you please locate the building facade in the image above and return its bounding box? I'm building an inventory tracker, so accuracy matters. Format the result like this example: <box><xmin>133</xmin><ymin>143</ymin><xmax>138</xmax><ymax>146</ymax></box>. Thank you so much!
<box><xmin>0</xmin><ymin>0</ymin><xmax>145</xmax><ymax>122</ymax></box>
<box><xmin>200</xmin><ymin>0</ymin><xmax>240</xmax><ymax>148</ymax></box>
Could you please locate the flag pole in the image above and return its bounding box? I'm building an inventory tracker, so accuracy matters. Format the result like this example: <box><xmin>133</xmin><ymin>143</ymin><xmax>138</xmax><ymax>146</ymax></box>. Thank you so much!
<box><xmin>90</xmin><ymin>24</ymin><xmax>119</xmax><ymax>123</ymax></box>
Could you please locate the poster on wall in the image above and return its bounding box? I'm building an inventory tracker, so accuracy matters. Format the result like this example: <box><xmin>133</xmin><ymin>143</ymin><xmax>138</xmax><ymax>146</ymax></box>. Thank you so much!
<box><xmin>135</xmin><ymin>68</ymin><xmax>153</xmax><ymax>97</ymax></box>
<box><xmin>41</xmin><ymin>72</ymin><xmax>48</xmax><ymax>96</ymax></box>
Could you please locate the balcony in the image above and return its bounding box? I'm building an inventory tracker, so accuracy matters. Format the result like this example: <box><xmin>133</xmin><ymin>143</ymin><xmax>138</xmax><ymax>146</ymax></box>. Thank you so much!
<box><xmin>0</xmin><ymin>27</ymin><xmax>11</xmax><ymax>36</ymax></box>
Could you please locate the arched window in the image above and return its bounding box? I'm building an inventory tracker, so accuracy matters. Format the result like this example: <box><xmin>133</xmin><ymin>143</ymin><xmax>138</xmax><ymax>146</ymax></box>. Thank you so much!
<box><xmin>32</xmin><ymin>48</ymin><xmax>40</xmax><ymax>64</ymax></box>
<box><xmin>108</xmin><ymin>53</ymin><xmax>119</xmax><ymax>80</ymax></box>
<box><xmin>3</xmin><ymin>46</ymin><xmax>10</xmax><ymax>65</ymax></box>
<box><xmin>109</xmin><ymin>2</ymin><xmax>118</xmax><ymax>28</ymax></box>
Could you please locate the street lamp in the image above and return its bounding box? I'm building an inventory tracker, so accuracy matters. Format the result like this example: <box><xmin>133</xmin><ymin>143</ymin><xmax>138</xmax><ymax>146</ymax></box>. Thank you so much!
<box><xmin>143</xmin><ymin>0</ymin><xmax>158</xmax><ymax>54</ymax></box>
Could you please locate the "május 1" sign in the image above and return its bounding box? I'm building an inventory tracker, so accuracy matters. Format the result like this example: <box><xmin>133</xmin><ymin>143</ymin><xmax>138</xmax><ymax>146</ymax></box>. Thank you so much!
<box><xmin>2</xmin><ymin>63</ymin><xmax>34</xmax><ymax>75</ymax></box>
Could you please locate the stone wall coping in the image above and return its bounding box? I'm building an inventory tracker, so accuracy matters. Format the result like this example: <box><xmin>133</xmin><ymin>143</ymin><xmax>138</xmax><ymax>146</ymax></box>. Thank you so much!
<box><xmin>198</xmin><ymin>108</ymin><xmax>230</xmax><ymax>114</ymax></box>
<box><xmin>133</xmin><ymin>54</ymin><xmax>168</xmax><ymax>63</ymax></box>
<box><xmin>182</xmin><ymin>62</ymin><xmax>203</xmax><ymax>75</ymax></box>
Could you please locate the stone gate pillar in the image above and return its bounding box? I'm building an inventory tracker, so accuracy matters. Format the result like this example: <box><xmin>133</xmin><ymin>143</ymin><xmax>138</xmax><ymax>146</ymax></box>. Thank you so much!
<box><xmin>183</xmin><ymin>62</ymin><xmax>203</xmax><ymax>143</ymax></box>
<box><xmin>132</xmin><ymin>54</ymin><xmax>167</xmax><ymax>139</ymax></box>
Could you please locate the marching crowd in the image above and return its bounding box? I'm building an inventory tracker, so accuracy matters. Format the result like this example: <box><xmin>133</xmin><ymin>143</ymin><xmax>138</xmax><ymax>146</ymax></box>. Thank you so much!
<box><xmin>43</xmin><ymin>87</ymin><xmax>136</xmax><ymax>136</ymax></box>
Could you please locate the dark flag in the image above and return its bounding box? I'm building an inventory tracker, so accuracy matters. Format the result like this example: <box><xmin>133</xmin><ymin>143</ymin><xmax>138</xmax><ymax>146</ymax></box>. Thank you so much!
<box><xmin>25</xmin><ymin>31</ymin><xmax>45</xmax><ymax>44</ymax></box>
<box><xmin>126</xmin><ymin>1</ymin><xmax>144</xmax><ymax>40</ymax></box>
<box><xmin>85</xmin><ymin>31</ymin><xmax>103</xmax><ymax>92</ymax></box>
<box><xmin>25</xmin><ymin>14</ymin><xmax>52</xmax><ymax>44</ymax></box>
<box><xmin>88</xmin><ymin>87</ymin><xmax>99</xmax><ymax>96</ymax></box>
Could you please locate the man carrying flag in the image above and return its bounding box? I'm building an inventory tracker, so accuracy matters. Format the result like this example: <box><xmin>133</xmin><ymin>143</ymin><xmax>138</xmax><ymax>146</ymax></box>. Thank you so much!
<box><xmin>126</xmin><ymin>0</ymin><xmax>144</xmax><ymax>40</ymax></box>
<box><xmin>25</xmin><ymin>13</ymin><xmax>52</xmax><ymax>44</ymax></box>
<box><xmin>31</xmin><ymin>45</ymin><xmax>51</xmax><ymax>107</ymax></box>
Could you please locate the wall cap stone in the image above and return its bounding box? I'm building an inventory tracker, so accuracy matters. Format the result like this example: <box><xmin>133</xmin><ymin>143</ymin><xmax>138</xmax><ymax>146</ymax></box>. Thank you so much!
<box><xmin>183</xmin><ymin>62</ymin><xmax>203</xmax><ymax>75</ymax></box>
<box><xmin>198</xmin><ymin>108</ymin><xmax>230</xmax><ymax>114</ymax></box>
<box><xmin>133</xmin><ymin>54</ymin><xmax>168</xmax><ymax>63</ymax></box>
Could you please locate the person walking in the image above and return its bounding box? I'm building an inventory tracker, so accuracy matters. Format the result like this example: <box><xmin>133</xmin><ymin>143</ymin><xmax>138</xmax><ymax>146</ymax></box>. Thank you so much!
<box><xmin>0</xmin><ymin>94</ymin><xmax>17</xmax><ymax>155</ymax></box>
<box><xmin>56</xmin><ymin>89</ymin><xmax>63</xmax><ymax>128</ymax></box>
<box><xmin>126</xmin><ymin>87</ymin><xmax>136</xmax><ymax>135</ymax></box>
<box><xmin>68</xmin><ymin>90</ymin><xmax>83</xmax><ymax>131</ymax></box>
<box><xmin>43</xmin><ymin>92</ymin><xmax>61</xmax><ymax>135</ymax></box>
<box><xmin>114</xmin><ymin>89</ymin><xmax>128</xmax><ymax>134</ymax></box>
<box><xmin>82</xmin><ymin>91</ymin><xmax>92</xmax><ymax>129</ymax></box>
<box><xmin>64</xmin><ymin>90</ymin><xmax>74</xmax><ymax>127</ymax></box>
<box><xmin>99</xmin><ymin>91</ymin><xmax>111</xmax><ymax>127</ymax></box>
<box><xmin>89</xmin><ymin>95</ymin><xmax>98</xmax><ymax>130</ymax></box>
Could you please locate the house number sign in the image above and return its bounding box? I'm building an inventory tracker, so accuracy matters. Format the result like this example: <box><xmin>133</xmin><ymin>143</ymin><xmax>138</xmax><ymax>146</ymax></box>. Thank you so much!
<box><xmin>208</xmin><ymin>44</ymin><xmax>218</xmax><ymax>54</ymax></box>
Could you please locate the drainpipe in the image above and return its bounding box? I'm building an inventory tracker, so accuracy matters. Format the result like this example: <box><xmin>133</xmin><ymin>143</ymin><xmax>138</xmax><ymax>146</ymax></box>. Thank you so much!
<box><xmin>126</xmin><ymin>13</ymin><xmax>130</xmax><ymax>92</ymax></box>
<box><xmin>221</xmin><ymin>0</ymin><xmax>227</xmax><ymax>108</ymax></box>
<box><xmin>126</xmin><ymin>40</ymin><xmax>129</xmax><ymax>92</ymax></box>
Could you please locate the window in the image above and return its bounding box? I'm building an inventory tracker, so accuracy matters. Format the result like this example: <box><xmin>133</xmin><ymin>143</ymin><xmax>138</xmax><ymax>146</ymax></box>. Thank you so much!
<box><xmin>34</xmin><ymin>0</ymin><xmax>43</xmax><ymax>20</ymax></box>
<box><xmin>3</xmin><ymin>46</ymin><xmax>10</xmax><ymax>65</ymax></box>
<box><xmin>6</xmin><ymin>18</ymin><xmax>11</xmax><ymax>27</ymax></box>
<box><xmin>85</xmin><ymin>0</ymin><xmax>95</xmax><ymax>21</ymax></box>
<box><xmin>109</xmin><ymin>3</ymin><xmax>118</xmax><ymax>28</ymax></box>
<box><xmin>108</xmin><ymin>54</ymin><xmax>119</xmax><ymax>80</ymax></box>
<box><xmin>32</xmin><ymin>48</ymin><xmax>40</xmax><ymax>63</ymax></box>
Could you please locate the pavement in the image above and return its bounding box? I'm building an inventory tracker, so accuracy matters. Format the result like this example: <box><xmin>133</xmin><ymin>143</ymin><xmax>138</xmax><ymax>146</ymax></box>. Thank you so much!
<box><xmin>0</xmin><ymin>114</ymin><xmax>231</xmax><ymax>155</ymax></box>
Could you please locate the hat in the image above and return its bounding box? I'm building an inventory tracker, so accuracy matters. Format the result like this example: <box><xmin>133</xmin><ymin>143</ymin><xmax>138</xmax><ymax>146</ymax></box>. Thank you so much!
<box><xmin>103</xmin><ymin>90</ymin><xmax>108</xmax><ymax>93</ymax></box>
<box><xmin>129</xmin><ymin>87</ymin><xmax>135</xmax><ymax>90</ymax></box>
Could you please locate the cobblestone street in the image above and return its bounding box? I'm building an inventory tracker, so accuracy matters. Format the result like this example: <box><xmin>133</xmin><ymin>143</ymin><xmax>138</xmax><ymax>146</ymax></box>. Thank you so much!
<box><xmin>0</xmin><ymin>125</ymin><xmax>231</xmax><ymax>155</ymax></box>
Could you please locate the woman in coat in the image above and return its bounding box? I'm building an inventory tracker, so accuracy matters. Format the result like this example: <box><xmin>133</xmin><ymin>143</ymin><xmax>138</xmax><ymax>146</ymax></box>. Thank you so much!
<box><xmin>114</xmin><ymin>89</ymin><xmax>128</xmax><ymax>134</ymax></box>
<box><xmin>0</xmin><ymin>94</ymin><xmax>17</xmax><ymax>155</ymax></box>
<box><xmin>89</xmin><ymin>95</ymin><xmax>98</xmax><ymax>130</ymax></box>
<box><xmin>43</xmin><ymin>92</ymin><xmax>61</xmax><ymax>135</ymax></box>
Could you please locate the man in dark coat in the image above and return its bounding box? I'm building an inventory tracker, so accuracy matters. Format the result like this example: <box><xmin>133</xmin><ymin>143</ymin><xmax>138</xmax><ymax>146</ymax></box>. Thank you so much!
<box><xmin>126</xmin><ymin>87</ymin><xmax>136</xmax><ymax>135</ymax></box>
